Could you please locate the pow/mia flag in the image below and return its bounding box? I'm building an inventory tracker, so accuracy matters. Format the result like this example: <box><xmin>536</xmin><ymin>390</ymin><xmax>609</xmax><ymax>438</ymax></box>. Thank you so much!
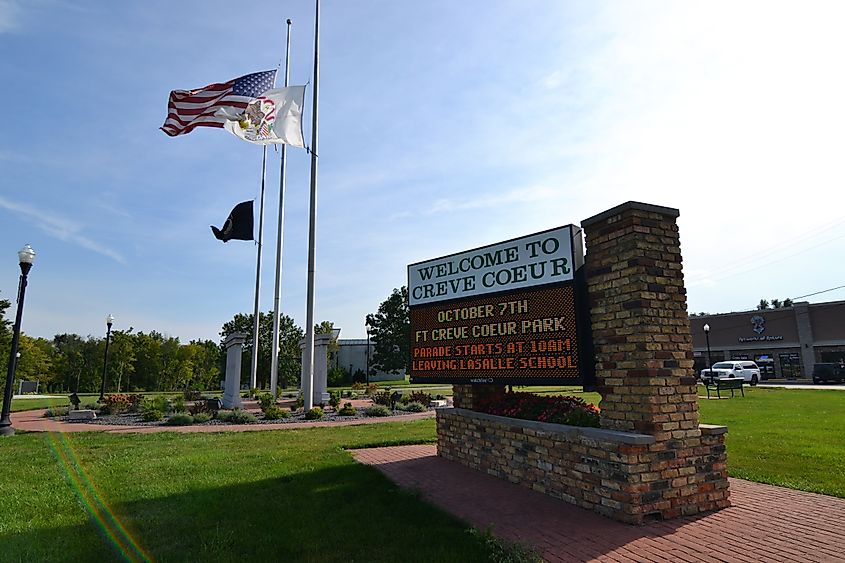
<box><xmin>211</xmin><ymin>201</ymin><xmax>254</xmax><ymax>242</ymax></box>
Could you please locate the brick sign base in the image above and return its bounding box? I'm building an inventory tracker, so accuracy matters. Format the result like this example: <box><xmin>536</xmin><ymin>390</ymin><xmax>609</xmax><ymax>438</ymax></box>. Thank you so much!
<box><xmin>437</xmin><ymin>404</ymin><xmax>728</xmax><ymax>524</ymax></box>
<box><xmin>435</xmin><ymin>202</ymin><xmax>731</xmax><ymax>524</ymax></box>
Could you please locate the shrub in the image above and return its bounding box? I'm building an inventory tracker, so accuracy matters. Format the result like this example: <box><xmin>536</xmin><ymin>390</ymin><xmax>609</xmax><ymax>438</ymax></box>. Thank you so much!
<box><xmin>474</xmin><ymin>392</ymin><xmax>600</xmax><ymax>428</ymax></box>
<box><xmin>192</xmin><ymin>412</ymin><xmax>211</xmax><ymax>424</ymax></box>
<box><xmin>402</xmin><ymin>401</ymin><xmax>426</xmax><ymax>413</ymax></box>
<box><xmin>409</xmin><ymin>391</ymin><xmax>432</xmax><ymax>405</ymax></box>
<box><xmin>337</xmin><ymin>402</ymin><xmax>356</xmax><ymax>416</ymax></box>
<box><xmin>371</xmin><ymin>391</ymin><xmax>392</xmax><ymax>406</ymax></box>
<box><xmin>172</xmin><ymin>395</ymin><xmax>187</xmax><ymax>413</ymax></box>
<box><xmin>189</xmin><ymin>400</ymin><xmax>210</xmax><ymax>416</ymax></box>
<box><xmin>304</xmin><ymin>407</ymin><xmax>324</xmax><ymax>420</ymax></box>
<box><xmin>165</xmin><ymin>413</ymin><xmax>194</xmax><ymax>426</ymax></box>
<box><xmin>81</xmin><ymin>402</ymin><xmax>99</xmax><ymax>411</ymax></box>
<box><xmin>44</xmin><ymin>406</ymin><xmax>69</xmax><ymax>418</ymax></box>
<box><xmin>327</xmin><ymin>366</ymin><xmax>347</xmax><ymax>387</ymax></box>
<box><xmin>263</xmin><ymin>406</ymin><xmax>290</xmax><ymax>420</ymax></box>
<box><xmin>127</xmin><ymin>394</ymin><xmax>144</xmax><ymax>412</ymax></box>
<box><xmin>101</xmin><ymin>394</ymin><xmax>132</xmax><ymax>415</ymax></box>
<box><xmin>294</xmin><ymin>393</ymin><xmax>304</xmax><ymax>410</ymax></box>
<box><xmin>367</xmin><ymin>383</ymin><xmax>380</xmax><ymax>396</ymax></box>
<box><xmin>142</xmin><ymin>409</ymin><xmax>164</xmax><ymax>422</ymax></box>
<box><xmin>217</xmin><ymin>409</ymin><xmax>258</xmax><ymax>424</ymax></box>
<box><xmin>399</xmin><ymin>393</ymin><xmax>411</xmax><ymax>405</ymax></box>
<box><xmin>351</xmin><ymin>382</ymin><xmax>366</xmax><ymax>391</ymax></box>
<box><xmin>328</xmin><ymin>391</ymin><xmax>341</xmax><ymax>411</ymax></box>
<box><xmin>183</xmin><ymin>389</ymin><xmax>202</xmax><ymax>401</ymax></box>
<box><xmin>365</xmin><ymin>404</ymin><xmax>391</xmax><ymax>417</ymax></box>
<box><xmin>256</xmin><ymin>392</ymin><xmax>276</xmax><ymax>412</ymax></box>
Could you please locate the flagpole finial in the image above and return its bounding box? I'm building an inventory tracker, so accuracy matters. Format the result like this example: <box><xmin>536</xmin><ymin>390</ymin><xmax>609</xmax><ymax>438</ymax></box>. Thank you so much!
<box><xmin>287</xmin><ymin>18</ymin><xmax>292</xmax><ymax>24</ymax></box>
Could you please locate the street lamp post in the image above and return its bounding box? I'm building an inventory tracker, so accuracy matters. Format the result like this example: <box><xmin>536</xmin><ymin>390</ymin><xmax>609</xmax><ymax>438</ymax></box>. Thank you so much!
<box><xmin>0</xmin><ymin>244</ymin><xmax>37</xmax><ymax>437</ymax></box>
<box><xmin>99</xmin><ymin>314</ymin><xmax>114</xmax><ymax>402</ymax></box>
<box><xmin>703</xmin><ymin>323</ymin><xmax>714</xmax><ymax>384</ymax></box>
<box><xmin>365</xmin><ymin>327</ymin><xmax>372</xmax><ymax>386</ymax></box>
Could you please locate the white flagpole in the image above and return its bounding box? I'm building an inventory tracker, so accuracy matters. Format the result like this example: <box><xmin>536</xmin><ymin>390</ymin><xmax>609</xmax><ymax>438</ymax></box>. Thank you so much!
<box><xmin>270</xmin><ymin>18</ymin><xmax>293</xmax><ymax>397</ymax></box>
<box><xmin>302</xmin><ymin>0</ymin><xmax>320</xmax><ymax>410</ymax></box>
<box><xmin>250</xmin><ymin>146</ymin><xmax>268</xmax><ymax>392</ymax></box>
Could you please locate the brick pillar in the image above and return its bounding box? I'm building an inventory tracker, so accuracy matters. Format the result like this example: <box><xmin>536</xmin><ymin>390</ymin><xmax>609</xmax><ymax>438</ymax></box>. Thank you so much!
<box><xmin>582</xmin><ymin>202</ymin><xmax>728</xmax><ymax>519</ymax></box>
<box><xmin>452</xmin><ymin>384</ymin><xmax>505</xmax><ymax>410</ymax></box>
<box><xmin>581</xmin><ymin>201</ymin><xmax>699</xmax><ymax>436</ymax></box>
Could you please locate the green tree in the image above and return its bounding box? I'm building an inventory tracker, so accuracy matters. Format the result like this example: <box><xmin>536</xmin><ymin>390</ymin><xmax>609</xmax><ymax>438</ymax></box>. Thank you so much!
<box><xmin>53</xmin><ymin>333</ymin><xmax>88</xmax><ymax>392</ymax></box>
<box><xmin>757</xmin><ymin>299</ymin><xmax>770</xmax><ymax>310</ymax></box>
<box><xmin>15</xmin><ymin>335</ymin><xmax>57</xmax><ymax>390</ymax></box>
<box><xmin>0</xmin><ymin>291</ymin><xmax>11</xmax><ymax>398</ymax></box>
<box><xmin>771</xmin><ymin>298</ymin><xmax>782</xmax><ymax>308</ymax></box>
<box><xmin>132</xmin><ymin>331</ymin><xmax>164</xmax><ymax>392</ymax></box>
<box><xmin>185</xmin><ymin>339</ymin><xmax>223</xmax><ymax>391</ymax></box>
<box><xmin>220</xmin><ymin>312</ymin><xmax>304</xmax><ymax>389</ymax></box>
<box><xmin>783</xmin><ymin>298</ymin><xmax>793</xmax><ymax>307</ymax></box>
<box><xmin>365</xmin><ymin>286</ymin><xmax>410</xmax><ymax>375</ymax></box>
<box><xmin>109</xmin><ymin>329</ymin><xmax>136</xmax><ymax>392</ymax></box>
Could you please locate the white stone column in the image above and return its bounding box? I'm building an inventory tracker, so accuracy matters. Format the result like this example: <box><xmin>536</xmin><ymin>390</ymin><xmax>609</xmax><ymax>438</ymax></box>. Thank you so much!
<box><xmin>222</xmin><ymin>333</ymin><xmax>246</xmax><ymax>409</ymax></box>
<box><xmin>300</xmin><ymin>333</ymin><xmax>332</xmax><ymax>405</ymax></box>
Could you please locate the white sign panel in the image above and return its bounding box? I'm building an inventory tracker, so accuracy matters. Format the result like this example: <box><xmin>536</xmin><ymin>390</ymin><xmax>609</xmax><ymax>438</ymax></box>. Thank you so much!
<box><xmin>408</xmin><ymin>226</ymin><xmax>580</xmax><ymax>306</ymax></box>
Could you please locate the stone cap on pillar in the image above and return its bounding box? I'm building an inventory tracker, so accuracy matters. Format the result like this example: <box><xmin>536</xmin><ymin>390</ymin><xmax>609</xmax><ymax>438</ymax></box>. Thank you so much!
<box><xmin>581</xmin><ymin>201</ymin><xmax>680</xmax><ymax>228</ymax></box>
<box><xmin>223</xmin><ymin>332</ymin><xmax>247</xmax><ymax>350</ymax></box>
<box><xmin>299</xmin><ymin>333</ymin><xmax>334</xmax><ymax>350</ymax></box>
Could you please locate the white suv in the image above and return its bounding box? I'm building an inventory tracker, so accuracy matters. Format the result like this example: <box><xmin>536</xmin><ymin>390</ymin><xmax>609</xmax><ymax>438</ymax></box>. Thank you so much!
<box><xmin>701</xmin><ymin>361</ymin><xmax>761</xmax><ymax>386</ymax></box>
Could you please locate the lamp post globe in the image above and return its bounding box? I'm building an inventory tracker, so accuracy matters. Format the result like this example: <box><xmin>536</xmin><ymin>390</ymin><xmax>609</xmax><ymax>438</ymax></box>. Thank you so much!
<box><xmin>99</xmin><ymin>314</ymin><xmax>115</xmax><ymax>402</ymax></box>
<box><xmin>1</xmin><ymin>244</ymin><xmax>37</xmax><ymax>437</ymax></box>
<box><xmin>703</xmin><ymin>323</ymin><xmax>714</xmax><ymax>384</ymax></box>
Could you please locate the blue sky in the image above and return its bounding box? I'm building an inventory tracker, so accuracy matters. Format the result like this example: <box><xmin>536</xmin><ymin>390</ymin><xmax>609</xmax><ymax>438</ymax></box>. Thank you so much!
<box><xmin>2</xmin><ymin>0</ymin><xmax>844</xmax><ymax>343</ymax></box>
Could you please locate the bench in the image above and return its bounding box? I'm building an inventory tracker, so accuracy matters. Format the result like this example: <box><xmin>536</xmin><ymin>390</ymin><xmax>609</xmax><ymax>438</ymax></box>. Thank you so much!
<box><xmin>705</xmin><ymin>377</ymin><xmax>744</xmax><ymax>399</ymax></box>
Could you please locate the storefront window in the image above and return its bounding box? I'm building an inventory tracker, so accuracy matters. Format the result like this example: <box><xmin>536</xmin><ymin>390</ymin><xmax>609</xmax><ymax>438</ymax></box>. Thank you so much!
<box><xmin>779</xmin><ymin>353</ymin><xmax>803</xmax><ymax>380</ymax></box>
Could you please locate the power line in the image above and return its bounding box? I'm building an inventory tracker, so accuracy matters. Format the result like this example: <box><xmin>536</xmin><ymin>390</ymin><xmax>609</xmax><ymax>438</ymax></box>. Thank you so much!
<box><xmin>792</xmin><ymin>284</ymin><xmax>845</xmax><ymax>300</ymax></box>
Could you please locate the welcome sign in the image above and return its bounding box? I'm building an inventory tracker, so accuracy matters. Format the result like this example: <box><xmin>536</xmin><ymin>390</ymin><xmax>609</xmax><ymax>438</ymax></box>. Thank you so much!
<box><xmin>408</xmin><ymin>226</ymin><xmax>591</xmax><ymax>385</ymax></box>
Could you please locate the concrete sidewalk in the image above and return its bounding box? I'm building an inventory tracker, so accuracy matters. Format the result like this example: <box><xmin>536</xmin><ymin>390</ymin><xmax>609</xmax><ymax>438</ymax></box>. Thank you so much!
<box><xmin>353</xmin><ymin>445</ymin><xmax>845</xmax><ymax>562</ymax></box>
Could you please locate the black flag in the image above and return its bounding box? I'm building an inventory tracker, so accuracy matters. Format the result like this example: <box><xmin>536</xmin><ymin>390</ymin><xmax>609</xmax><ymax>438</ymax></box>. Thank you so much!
<box><xmin>211</xmin><ymin>201</ymin><xmax>254</xmax><ymax>242</ymax></box>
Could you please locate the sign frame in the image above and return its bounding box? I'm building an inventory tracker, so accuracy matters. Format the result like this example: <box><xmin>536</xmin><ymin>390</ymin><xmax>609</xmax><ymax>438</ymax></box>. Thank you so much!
<box><xmin>407</xmin><ymin>225</ymin><xmax>595</xmax><ymax>387</ymax></box>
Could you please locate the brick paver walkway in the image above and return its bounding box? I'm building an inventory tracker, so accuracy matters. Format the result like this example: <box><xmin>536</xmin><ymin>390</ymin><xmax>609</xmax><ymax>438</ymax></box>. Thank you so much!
<box><xmin>353</xmin><ymin>445</ymin><xmax>845</xmax><ymax>562</ymax></box>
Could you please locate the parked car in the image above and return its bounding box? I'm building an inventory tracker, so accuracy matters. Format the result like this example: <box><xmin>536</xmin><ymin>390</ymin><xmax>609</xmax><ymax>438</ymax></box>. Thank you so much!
<box><xmin>812</xmin><ymin>363</ymin><xmax>845</xmax><ymax>384</ymax></box>
<box><xmin>700</xmin><ymin>361</ymin><xmax>762</xmax><ymax>386</ymax></box>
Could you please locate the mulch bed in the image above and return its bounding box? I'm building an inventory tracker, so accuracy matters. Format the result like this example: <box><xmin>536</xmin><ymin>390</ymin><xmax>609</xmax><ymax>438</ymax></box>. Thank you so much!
<box><xmin>58</xmin><ymin>407</ymin><xmax>430</xmax><ymax>427</ymax></box>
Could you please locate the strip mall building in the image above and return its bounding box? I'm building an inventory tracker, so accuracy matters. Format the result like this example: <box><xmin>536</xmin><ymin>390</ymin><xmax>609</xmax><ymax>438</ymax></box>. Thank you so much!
<box><xmin>690</xmin><ymin>300</ymin><xmax>845</xmax><ymax>379</ymax></box>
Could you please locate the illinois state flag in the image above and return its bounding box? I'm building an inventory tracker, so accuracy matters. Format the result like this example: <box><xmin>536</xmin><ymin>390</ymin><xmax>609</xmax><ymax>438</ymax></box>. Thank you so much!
<box><xmin>217</xmin><ymin>86</ymin><xmax>306</xmax><ymax>147</ymax></box>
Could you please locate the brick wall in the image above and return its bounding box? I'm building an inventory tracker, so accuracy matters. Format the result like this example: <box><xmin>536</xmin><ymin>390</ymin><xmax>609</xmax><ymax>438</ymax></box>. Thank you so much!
<box><xmin>452</xmin><ymin>384</ymin><xmax>505</xmax><ymax>410</ymax></box>
<box><xmin>438</xmin><ymin>407</ymin><xmax>728</xmax><ymax>524</ymax></box>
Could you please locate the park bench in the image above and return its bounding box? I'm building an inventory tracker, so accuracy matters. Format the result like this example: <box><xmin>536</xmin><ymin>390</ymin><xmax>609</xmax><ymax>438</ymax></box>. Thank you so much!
<box><xmin>705</xmin><ymin>377</ymin><xmax>744</xmax><ymax>399</ymax></box>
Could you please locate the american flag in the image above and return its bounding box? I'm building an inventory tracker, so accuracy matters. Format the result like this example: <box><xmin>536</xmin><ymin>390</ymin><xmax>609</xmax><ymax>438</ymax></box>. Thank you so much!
<box><xmin>160</xmin><ymin>70</ymin><xmax>277</xmax><ymax>137</ymax></box>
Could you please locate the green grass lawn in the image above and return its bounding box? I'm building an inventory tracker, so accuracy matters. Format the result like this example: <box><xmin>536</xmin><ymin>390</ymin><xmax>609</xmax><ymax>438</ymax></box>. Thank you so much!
<box><xmin>3</xmin><ymin>386</ymin><xmax>843</xmax><ymax>561</ymax></box>
<box><xmin>697</xmin><ymin>386</ymin><xmax>845</xmax><ymax>498</ymax></box>
<box><xmin>0</xmin><ymin>420</ymin><xmax>523</xmax><ymax>562</ymax></box>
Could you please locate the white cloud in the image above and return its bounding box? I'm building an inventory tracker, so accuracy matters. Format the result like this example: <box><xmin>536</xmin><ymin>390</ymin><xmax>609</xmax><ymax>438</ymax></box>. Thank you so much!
<box><xmin>0</xmin><ymin>195</ymin><xmax>126</xmax><ymax>264</ymax></box>
<box><xmin>0</xmin><ymin>0</ymin><xmax>20</xmax><ymax>34</ymax></box>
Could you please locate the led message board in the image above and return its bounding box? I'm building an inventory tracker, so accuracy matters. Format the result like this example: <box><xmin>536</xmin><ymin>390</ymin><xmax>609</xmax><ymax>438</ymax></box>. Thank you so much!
<box><xmin>408</xmin><ymin>226</ymin><xmax>593</xmax><ymax>385</ymax></box>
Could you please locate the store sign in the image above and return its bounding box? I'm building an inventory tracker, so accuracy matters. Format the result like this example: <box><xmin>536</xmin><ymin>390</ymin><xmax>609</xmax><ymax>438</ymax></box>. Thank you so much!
<box><xmin>408</xmin><ymin>226</ymin><xmax>590</xmax><ymax>385</ymax></box>
<box><xmin>739</xmin><ymin>335</ymin><xmax>784</xmax><ymax>343</ymax></box>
